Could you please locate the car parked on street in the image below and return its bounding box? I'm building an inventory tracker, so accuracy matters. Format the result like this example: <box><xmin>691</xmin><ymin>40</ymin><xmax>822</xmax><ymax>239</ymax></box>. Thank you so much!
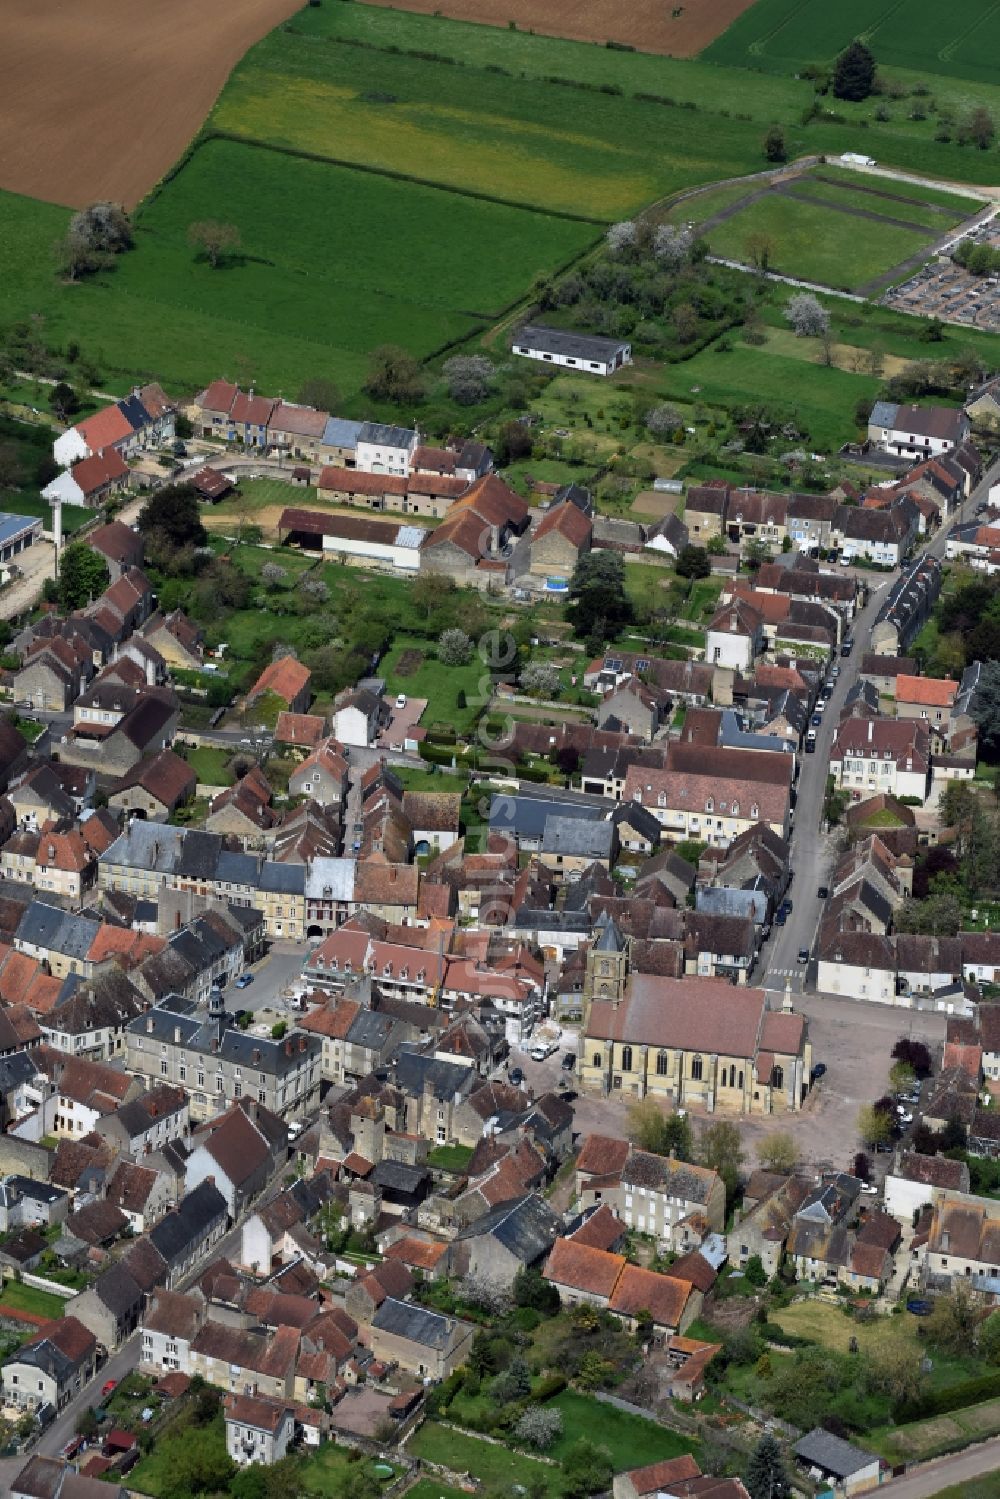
<box><xmin>509</xmin><ymin>1066</ymin><xmax>524</xmax><ymax>1086</ymax></box>
<box><xmin>817</xmin><ymin>886</ymin><xmax>829</xmax><ymax>899</ymax></box>
<box><xmin>235</xmin><ymin>973</ymin><xmax>254</xmax><ymax>990</ymax></box>
<box><xmin>811</xmin><ymin>1062</ymin><xmax>827</xmax><ymax>1080</ymax></box>
<box><xmin>797</xmin><ymin>948</ymin><xmax>810</xmax><ymax>963</ymax></box>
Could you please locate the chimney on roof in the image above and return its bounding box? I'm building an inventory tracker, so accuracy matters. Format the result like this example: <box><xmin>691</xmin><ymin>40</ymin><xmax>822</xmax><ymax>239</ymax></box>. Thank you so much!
<box><xmin>868</xmin><ymin>721</ymin><xmax>874</xmax><ymax>743</ymax></box>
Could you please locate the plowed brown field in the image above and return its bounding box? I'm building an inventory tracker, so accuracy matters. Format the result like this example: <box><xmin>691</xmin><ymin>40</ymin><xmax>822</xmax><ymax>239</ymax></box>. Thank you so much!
<box><xmin>360</xmin><ymin>0</ymin><xmax>758</xmax><ymax>56</ymax></box>
<box><xmin>0</xmin><ymin>0</ymin><xmax>302</xmax><ymax>209</ymax></box>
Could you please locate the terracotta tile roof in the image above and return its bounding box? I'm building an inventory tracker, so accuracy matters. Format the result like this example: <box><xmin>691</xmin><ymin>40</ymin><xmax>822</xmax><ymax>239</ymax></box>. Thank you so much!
<box><xmin>112</xmin><ymin>749</ymin><xmax>195</xmax><ymax>809</ymax></box>
<box><xmin>71</xmin><ymin>447</ymin><xmax>129</xmax><ymax>496</ymax></box>
<box><xmin>29</xmin><ymin>1313</ymin><xmax>96</xmax><ymax>1363</ymax></box>
<box><xmin>544</xmin><ymin>1237</ymin><xmax>625</xmax><ymax>1299</ymax></box>
<box><xmin>609</xmin><ymin>1263</ymin><xmax>690</xmax><ymax>1328</ymax></box>
<box><xmin>199</xmin><ymin>380</ymin><xmax>238</xmax><ymax>415</ymax></box>
<box><xmin>895</xmin><ymin>674</ymin><xmax>958</xmax><ymax>708</ymax></box>
<box><xmin>270</xmin><ymin>402</ymin><xmax>329</xmax><ymax>438</ymax></box>
<box><xmin>568</xmin><ymin>1204</ymin><xmax>625</xmax><ymax>1252</ymax></box>
<box><xmin>230</xmin><ymin>392</ymin><xmax>276</xmax><ymax>427</ymax></box>
<box><xmin>588</xmin><ymin>976</ymin><xmax>771</xmax><ymax>1063</ymax></box>
<box><xmin>318</xmin><ymin>467</ymin><xmax>407</xmax><ymax>497</ymax></box>
<box><xmin>300</xmin><ymin>999</ymin><xmax>361</xmax><ymax>1040</ymax></box>
<box><xmin>196</xmin><ymin>1103</ymin><xmax>276</xmax><ymax>1188</ymax></box>
<box><xmin>576</xmin><ymin>1134</ymin><xmax>630</xmax><ymax>1179</ymax></box>
<box><xmin>249</xmin><ymin>657</ymin><xmax>311</xmax><ymax>707</ymax></box>
<box><xmin>106</xmin><ymin>1160</ymin><xmax>160</xmax><ymax>1214</ymax></box>
<box><xmin>383</xmin><ymin>1236</ymin><xmax>449</xmax><ymax>1271</ymax></box>
<box><xmin>625</xmin><ymin>1456</ymin><xmax>702</xmax><ymax>1494</ymax></box>
<box><xmin>534</xmin><ymin>500</ymin><xmax>592</xmax><ymax>548</ymax></box>
<box><xmin>78</xmin><ymin>405</ymin><xmax>133</xmax><ymax>452</ymax></box>
<box><xmin>354</xmin><ymin>862</ymin><xmax>418</xmax><ymax>908</ymax></box>
<box><xmin>244</xmin><ymin>1287</ymin><xmax>319</xmax><ymax>1329</ymax></box>
<box><xmin>224</xmin><ymin>1392</ymin><xmax>293</xmax><ymax>1432</ymax></box>
<box><xmin>275</xmin><ymin>712</ymin><xmax>327</xmax><ymax>749</ymax></box>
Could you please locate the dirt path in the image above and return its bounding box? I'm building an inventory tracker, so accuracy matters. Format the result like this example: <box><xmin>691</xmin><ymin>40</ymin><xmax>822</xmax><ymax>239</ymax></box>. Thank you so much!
<box><xmin>0</xmin><ymin>0</ymin><xmax>302</xmax><ymax>207</ymax></box>
<box><xmin>811</xmin><ymin>172</ymin><xmax>961</xmax><ymax>215</ymax></box>
<box><xmin>773</xmin><ymin>181</ymin><xmax>935</xmax><ymax>234</ymax></box>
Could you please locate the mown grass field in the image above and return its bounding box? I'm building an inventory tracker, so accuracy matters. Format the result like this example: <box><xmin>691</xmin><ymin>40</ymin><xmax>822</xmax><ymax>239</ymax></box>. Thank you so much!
<box><xmin>698</xmin><ymin>190</ymin><xmax>935</xmax><ymax>292</ymax></box>
<box><xmin>702</xmin><ymin>0</ymin><xmax>1000</xmax><ymax>88</ymax></box>
<box><xmin>15</xmin><ymin>135</ymin><xmax>594</xmax><ymax>398</ymax></box>
<box><xmin>3</xmin><ymin>0</ymin><xmax>1000</xmax><ymax>409</ymax></box>
<box><xmin>212</xmin><ymin>28</ymin><xmax>769</xmax><ymax>218</ymax></box>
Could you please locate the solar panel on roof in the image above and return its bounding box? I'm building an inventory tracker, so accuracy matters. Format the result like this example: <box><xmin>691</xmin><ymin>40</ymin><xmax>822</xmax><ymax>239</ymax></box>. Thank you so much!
<box><xmin>636</xmin><ymin>659</ymin><xmax>650</xmax><ymax>671</ymax></box>
<box><xmin>604</xmin><ymin>657</ymin><xmax>622</xmax><ymax>672</ymax></box>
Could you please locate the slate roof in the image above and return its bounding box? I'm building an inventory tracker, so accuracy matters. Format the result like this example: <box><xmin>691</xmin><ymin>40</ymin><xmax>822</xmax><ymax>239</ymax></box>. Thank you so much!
<box><xmin>794</xmin><ymin>1428</ymin><xmax>878</xmax><ymax>1479</ymax></box>
<box><xmin>149</xmin><ymin>1181</ymin><xmax>227</xmax><ymax>1266</ymax></box>
<box><xmin>455</xmin><ymin>1192</ymin><xmax>560</xmax><ymax>1265</ymax></box>
<box><xmin>370</xmin><ymin>1297</ymin><xmax>461</xmax><ymax>1349</ymax></box>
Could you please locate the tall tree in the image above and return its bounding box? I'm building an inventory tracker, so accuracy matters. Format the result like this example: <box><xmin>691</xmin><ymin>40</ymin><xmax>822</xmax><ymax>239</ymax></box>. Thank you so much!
<box><xmin>58</xmin><ymin>543</ymin><xmax>109</xmax><ymax>611</ymax></box>
<box><xmin>136</xmin><ymin>483</ymin><xmax>207</xmax><ymax>550</ymax></box>
<box><xmin>297</xmin><ymin>377</ymin><xmax>341</xmax><ymax>413</ymax></box>
<box><xmin>699</xmin><ymin>1120</ymin><xmax>745</xmax><ymax>1202</ymax></box>
<box><xmin>365</xmin><ymin>345</ymin><xmax>426</xmax><ymax>405</ymax></box>
<box><xmin>762</xmin><ymin>125</ymin><xmax>787</xmax><ymax>163</ymax></box>
<box><xmin>188</xmin><ymin>220</ymin><xmax>241</xmax><ymax>268</ymax></box>
<box><xmin>626</xmin><ymin>1097</ymin><xmax>693</xmax><ymax>1160</ymax></box>
<box><xmin>745</xmin><ymin>1433</ymin><xmax>790</xmax><ymax>1499</ymax></box>
<box><xmin>833</xmin><ymin>40</ymin><xmax>877</xmax><ymax>100</ymax></box>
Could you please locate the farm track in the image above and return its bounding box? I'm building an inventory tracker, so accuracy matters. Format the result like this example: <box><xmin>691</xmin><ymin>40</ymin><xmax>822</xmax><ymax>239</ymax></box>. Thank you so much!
<box><xmin>0</xmin><ymin>0</ymin><xmax>302</xmax><ymax>207</ymax></box>
<box><xmin>810</xmin><ymin>173</ymin><xmax>958</xmax><ymax>215</ymax></box>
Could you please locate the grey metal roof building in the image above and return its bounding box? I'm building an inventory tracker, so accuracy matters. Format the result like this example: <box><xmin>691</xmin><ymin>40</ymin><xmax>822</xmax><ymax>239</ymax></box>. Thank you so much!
<box><xmin>358</xmin><ymin>422</ymin><xmax>417</xmax><ymax>449</ymax></box>
<box><xmin>322</xmin><ymin>417</ymin><xmax>363</xmax><ymax>450</ymax></box>
<box><xmin>793</xmin><ymin>1428</ymin><xmax>880</xmax><ymax>1483</ymax></box>
<box><xmin>514</xmin><ymin>324</ymin><xmax>631</xmax><ymax>364</ymax></box>
<box><xmin>541</xmin><ymin>816</ymin><xmax>613</xmax><ymax>861</ymax></box>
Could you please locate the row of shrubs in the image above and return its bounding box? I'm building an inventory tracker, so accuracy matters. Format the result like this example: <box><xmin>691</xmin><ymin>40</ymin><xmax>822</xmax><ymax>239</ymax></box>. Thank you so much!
<box><xmin>897</xmin><ymin>1368</ymin><xmax>1000</xmax><ymax>1423</ymax></box>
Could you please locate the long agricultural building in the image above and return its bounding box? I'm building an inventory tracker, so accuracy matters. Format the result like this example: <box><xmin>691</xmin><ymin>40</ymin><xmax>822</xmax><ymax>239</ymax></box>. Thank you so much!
<box><xmin>279</xmin><ymin>508</ymin><xmax>425</xmax><ymax>572</ymax></box>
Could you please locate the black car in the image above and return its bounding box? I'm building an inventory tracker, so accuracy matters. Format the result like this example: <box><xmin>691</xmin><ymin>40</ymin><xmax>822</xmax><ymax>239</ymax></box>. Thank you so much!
<box><xmin>811</xmin><ymin>714</ymin><xmax>822</xmax><ymax>727</ymax></box>
<box><xmin>797</xmin><ymin>948</ymin><xmax>810</xmax><ymax>963</ymax></box>
<box><xmin>509</xmin><ymin>1066</ymin><xmax>525</xmax><ymax>1086</ymax></box>
<box><xmin>817</xmin><ymin>885</ymin><xmax>829</xmax><ymax>899</ymax></box>
<box><xmin>811</xmin><ymin>1062</ymin><xmax>827</xmax><ymax>1081</ymax></box>
<box><xmin>561</xmin><ymin>1052</ymin><xmax>576</xmax><ymax>1070</ymax></box>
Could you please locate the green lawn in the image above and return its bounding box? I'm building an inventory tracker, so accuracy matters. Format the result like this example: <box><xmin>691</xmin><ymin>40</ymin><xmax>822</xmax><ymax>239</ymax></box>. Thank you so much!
<box><xmin>180</xmin><ymin>746</ymin><xmax>236</xmax><ymax>787</ymax></box>
<box><xmin>301</xmin><ymin>1444</ymin><xmax>396</xmax><ymax>1496</ymax></box>
<box><xmin>928</xmin><ymin>1477</ymin><xmax>1000</xmax><ymax>1499</ymax></box>
<box><xmin>624</xmin><ymin>560</ymin><xmax>675</xmax><ymax>615</ymax></box>
<box><xmin>699</xmin><ymin>189</ymin><xmax>934</xmax><ymax>293</ymax></box>
<box><xmin>546</xmin><ymin>1390</ymin><xmax>697</xmax><ymax>1468</ymax></box>
<box><xmin>380</xmin><ymin>636</ymin><xmax>486</xmax><ymax>734</ymax></box>
<box><xmin>411</xmin><ymin>1421</ymin><xmax>557</xmax><ymax>1491</ymax></box>
<box><xmin>427</xmin><ymin>1143</ymin><xmax>475</xmax><ymax>1172</ymax></box>
<box><xmin>130</xmin><ymin>1414</ymin><xmax>228</xmax><ymax>1498</ymax></box>
<box><xmin>0</xmin><ymin>1279</ymin><xmax>68</xmax><ymax>1321</ymax></box>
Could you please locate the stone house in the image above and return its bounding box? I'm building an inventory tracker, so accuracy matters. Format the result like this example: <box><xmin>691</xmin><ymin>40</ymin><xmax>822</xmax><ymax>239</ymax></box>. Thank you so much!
<box><xmin>109</xmin><ymin>749</ymin><xmax>196</xmax><ymax>821</ymax></box>
<box><xmin>529</xmin><ymin>499</ymin><xmax>592</xmax><ymax>578</ymax></box>
<box><xmin>225</xmin><ymin>1392</ymin><xmax>296</xmax><ymax>1468</ymax></box>
<box><xmin>369</xmin><ymin>1298</ymin><xmax>475</xmax><ymax>1379</ymax></box>
<box><xmin>0</xmin><ymin>1315</ymin><xmax>97</xmax><ymax>1412</ymax></box>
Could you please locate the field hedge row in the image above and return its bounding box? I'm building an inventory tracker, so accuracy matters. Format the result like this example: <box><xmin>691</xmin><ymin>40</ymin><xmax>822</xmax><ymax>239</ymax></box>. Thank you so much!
<box><xmin>897</xmin><ymin>1369</ymin><xmax>1000</xmax><ymax>1423</ymax></box>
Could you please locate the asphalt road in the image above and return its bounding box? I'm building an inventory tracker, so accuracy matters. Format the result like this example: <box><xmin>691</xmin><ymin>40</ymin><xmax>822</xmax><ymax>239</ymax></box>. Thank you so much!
<box><xmin>762</xmin><ymin>450</ymin><xmax>1000</xmax><ymax>1004</ymax></box>
<box><xmin>0</xmin><ymin>1153</ymin><xmax>298</xmax><ymax>1489</ymax></box>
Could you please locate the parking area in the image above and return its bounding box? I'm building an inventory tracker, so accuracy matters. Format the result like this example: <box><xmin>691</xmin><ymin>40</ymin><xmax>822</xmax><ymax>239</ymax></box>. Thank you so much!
<box><xmin>884</xmin><ymin>217</ymin><xmax>1000</xmax><ymax>330</ymax></box>
<box><xmin>377</xmin><ymin>695</ymin><xmax>428</xmax><ymax>750</ymax></box>
<box><xmin>504</xmin><ymin>994</ymin><xmax>948</xmax><ymax>1180</ymax></box>
<box><xmin>328</xmin><ymin>1385</ymin><xmax>398</xmax><ymax>1437</ymax></box>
